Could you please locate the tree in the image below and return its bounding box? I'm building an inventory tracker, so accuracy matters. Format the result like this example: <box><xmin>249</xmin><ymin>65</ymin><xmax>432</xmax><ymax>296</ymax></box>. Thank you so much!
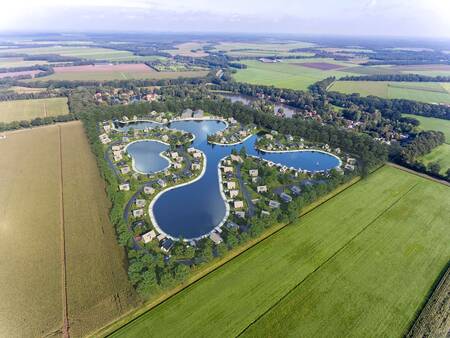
<box><xmin>428</xmin><ymin>162</ymin><xmax>441</xmax><ymax>175</ymax></box>
<box><xmin>173</xmin><ymin>264</ymin><xmax>190</xmax><ymax>281</ymax></box>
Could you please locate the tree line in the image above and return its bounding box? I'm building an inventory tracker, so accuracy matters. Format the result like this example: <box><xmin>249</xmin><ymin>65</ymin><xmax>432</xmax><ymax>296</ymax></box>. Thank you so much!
<box><xmin>339</xmin><ymin>74</ymin><xmax>450</xmax><ymax>82</ymax></box>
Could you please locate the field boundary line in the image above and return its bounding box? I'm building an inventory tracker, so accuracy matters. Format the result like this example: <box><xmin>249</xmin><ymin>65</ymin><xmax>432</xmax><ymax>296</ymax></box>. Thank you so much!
<box><xmin>387</xmin><ymin>162</ymin><xmax>449</xmax><ymax>187</ymax></box>
<box><xmin>235</xmin><ymin>182</ymin><xmax>419</xmax><ymax>337</ymax></box>
<box><xmin>58</xmin><ymin>125</ymin><xmax>70</xmax><ymax>338</ymax></box>
<box><xmin>91</xmin><ymin>176</ymin><xmax>367</xmax><ymax>337</ymax></box>
<box><xmin>405</xmin><ymin>261</ymin><xmax>450</xmax><ymax>337</ymax></box>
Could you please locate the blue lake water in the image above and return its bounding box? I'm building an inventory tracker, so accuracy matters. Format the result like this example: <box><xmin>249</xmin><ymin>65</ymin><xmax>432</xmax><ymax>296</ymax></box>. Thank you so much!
<box><xmin>126</xmin><ymin>140</ymin><xmax>170</xmax><ymax>174</ymax></box>
<box><xmin>120</xmin><ymin>120</ymin><xmax>340</xmax><ymax>240</ymax></box>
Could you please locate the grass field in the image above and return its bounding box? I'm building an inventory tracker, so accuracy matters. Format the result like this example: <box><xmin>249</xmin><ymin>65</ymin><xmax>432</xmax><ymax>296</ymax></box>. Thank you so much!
<box><xmin>418</xmin><ymin>144</ymin><xmax>450</xmax><ymax>174</ymax></box>
<box><xmin>402</xmin><ymin>114</ymin><xmax>450</xmax><ymax>142</ymax></box>
<box><xmin>401</xmin><ymin>114</ymin><xmax>450</xmax><ymax>174</ymax></box>
<box><xmin>329</xmin><ymin>81</ymin><xmax>450</xmax><ymax>104</ymax></box>
<box><xmin>0</xmin><ymin>46</ymin><xmax>164</xmax><ymax>62</ymax></box>
<box><xmin>233</xmin><ymin>59</ymin><xmax>355</xmax><ymax>90</ymax></box>
<box><xmin>0</xmin><ymin>122</ymin><xmax>137</xmax><ymax>337</ymax></box>
<box><xmin>109</xmin><ymin>166</ymin><xmax>450</xmax><ymax>338</ymax></box>
<box><xmin>0</xmin><ymin>97</ymin><xmax>69</xmax><ymax>122</ymax></box>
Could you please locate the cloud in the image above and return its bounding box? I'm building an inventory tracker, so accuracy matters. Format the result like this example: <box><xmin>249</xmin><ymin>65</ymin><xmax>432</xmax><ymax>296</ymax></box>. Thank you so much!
<box><xmin>0</xmin><ymin>0</ymin><xmax>449</xmax><ymax>38</ymax></box>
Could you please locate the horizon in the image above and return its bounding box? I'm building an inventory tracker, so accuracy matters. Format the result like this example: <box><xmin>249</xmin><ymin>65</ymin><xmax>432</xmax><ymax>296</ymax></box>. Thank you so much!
<box><xmin>1</xmin><ymin>0</ymin><xmax>450</xmax><ymax>39</ymax></box>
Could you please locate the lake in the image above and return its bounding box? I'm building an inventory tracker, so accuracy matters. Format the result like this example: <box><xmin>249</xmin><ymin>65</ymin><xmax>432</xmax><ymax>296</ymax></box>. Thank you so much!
<box><xmin>218</xmin><ymin>92</ymin><xmax>300</xmax><ymax>118</ymax></box>
<box><xmin>123</xmin><ymin>119</ymin><xmax>340</xmax><ymax>240</ymax></box>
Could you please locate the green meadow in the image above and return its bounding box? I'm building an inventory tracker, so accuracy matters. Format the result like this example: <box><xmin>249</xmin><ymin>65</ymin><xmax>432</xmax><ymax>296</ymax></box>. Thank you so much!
<box><xmin>109</xmin><ymin>166</ymin><xmax>450</xmax><ymax>338</ymax></box>
<box><xmin>330</xmin><ymin>81</ymin><xmax>450</xmax><ymax>104</ymax></box>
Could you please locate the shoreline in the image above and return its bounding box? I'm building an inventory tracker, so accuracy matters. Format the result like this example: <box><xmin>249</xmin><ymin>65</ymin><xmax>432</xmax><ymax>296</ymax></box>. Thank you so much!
<box><xmin>124</xmin><ymin>139</ymin><xmax>172</xmax><ymax>176</ymax></box>
<box><xmin>148</xmin><ymin>149</ymin><xmax>209</xmax><ymax>241</ymax></box>
<box><xmin>208</xmin><ymin>133</ymin><xmax>254</xmax><ymax>146</ymax></box>
<box><xmin>255</xmin><ymin>146</ymin><xmax>343</xmax><ymax>168</ymax></box>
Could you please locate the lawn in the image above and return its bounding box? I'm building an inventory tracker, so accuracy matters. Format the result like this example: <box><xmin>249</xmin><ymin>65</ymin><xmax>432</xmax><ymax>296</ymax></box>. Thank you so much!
<box><xmin>0</xmin><ymin>97</ymin><xmax>69</xmax><ymax>123</ymax></box>
<box><xmin>109</xmin><ymin>166</ymin><xmax>450</xmax><ymax>338</ymax></box>
<box><xmin>0</xmin><ymin>122</ymin><xmax>137</xmax><ymax>337</ymax></box>
<box><xmin>233</xmin><ymin>59</ymin><xmax>355</xmax><ymax>90</ymax></box>
<box><xmin>329</xmin><ymin>81</ymin><xmax>450</xmax><ymax>104</ymax></box>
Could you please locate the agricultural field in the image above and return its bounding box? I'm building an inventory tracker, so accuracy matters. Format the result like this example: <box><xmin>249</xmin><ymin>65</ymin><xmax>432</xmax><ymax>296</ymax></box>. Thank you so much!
<box><xmin>402</xmin><ymin>113</ymin><xmax>450</xmax><ymax>142</ymax></box>
<box><xmin>213</xmin><ymin>41</ymin><xmax>316</xmax><ymax>57</ymax></box>
<box><xmin>0</xmin><ymin>97</ymin><xmax>69</xmax><ymax>123</ymax></box>
<box><xmin>6</xmin><ymin>86</ymin><xmax>48</xmax><ymax>94</ymax></box>
<box><xmin>164</xmin><ymin>42</ymin><xmax>209</xmax><ymax>57</ymax></box>
<box><xmin>418</xmin><ymin>144</ymin><xmax>450</xmax><ymax>175</ymax></box>
<box><xmin>0</xmin><ymin>57</ymin><xmax>50</xmax><ymax>68</ymax></box>
<box><xmin>329</xmin><ymin>81</ymin><xmax>450</xmax><ymax>104</ymax></box>
<box><xmin>0</xmin><ymin>122</ymin><xmax>137</xmax><ymax>337</ymax></box>
<box><xmin>233</xmin><ymin>58</ymin><xmax>357</xmax><ymax>90</ymax></box>
<box><xmin>29</xmin><ymin>64</ymin><xmax>208</xmax><ymax>81</ymax></box>
<box><xmin>109</xmin><ymin>166</ymin><xmax>450</xmax><ymax>338</ymax></box>
<box><xmin>401</xmin><ymin>114</ymin><xmax>450</xmax><ymax>174</ymax></box>
<box><xmin>0</xmin><ymin>46</ymin><xmax>163</xmax><ymax>62</ymax></box>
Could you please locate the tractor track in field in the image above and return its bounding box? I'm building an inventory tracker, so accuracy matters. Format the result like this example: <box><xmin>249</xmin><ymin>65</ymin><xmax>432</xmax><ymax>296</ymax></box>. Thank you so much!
<box><xmin>235</xmin><ymin>182</ymin><xmax>419</xmax><ymax>337</ymax></box>
<box><xmin>58</xmin><ymin>125</ymin><xmax>70</xmax><ymax>338</ymax></box>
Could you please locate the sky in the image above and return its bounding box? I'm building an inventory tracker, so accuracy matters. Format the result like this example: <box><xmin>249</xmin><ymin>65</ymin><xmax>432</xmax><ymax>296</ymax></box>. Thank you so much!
<box><xmin>1</xmin><ymin>0</ymin><xmax>450</xmax><ymax>38</ymax></box>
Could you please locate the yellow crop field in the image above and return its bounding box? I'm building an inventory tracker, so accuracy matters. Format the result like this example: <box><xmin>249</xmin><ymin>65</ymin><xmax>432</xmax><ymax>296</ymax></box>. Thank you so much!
<box><xmin>0</xmin><ymin>122</ymin><xmax>137</xmax><ymax>337</ymax></box>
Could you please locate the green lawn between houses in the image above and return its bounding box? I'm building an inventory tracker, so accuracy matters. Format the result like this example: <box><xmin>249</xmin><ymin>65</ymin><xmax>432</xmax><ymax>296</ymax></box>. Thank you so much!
<box><xmin>109</xmin><ymin>166</ymin><xmax>450</xmax><ymax>338</ymax></box>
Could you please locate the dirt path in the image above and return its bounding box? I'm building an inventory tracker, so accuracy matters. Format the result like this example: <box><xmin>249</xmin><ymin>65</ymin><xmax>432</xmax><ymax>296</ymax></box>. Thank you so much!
<box><xmin>387</xmin><ymin>162</ymin><xmax>449</xmax><ymax>187</ymax></box>
<box><xmin>58</xmin><ymin>125</ymin><xmax>70</xmax><ymax>338</ymax></box>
